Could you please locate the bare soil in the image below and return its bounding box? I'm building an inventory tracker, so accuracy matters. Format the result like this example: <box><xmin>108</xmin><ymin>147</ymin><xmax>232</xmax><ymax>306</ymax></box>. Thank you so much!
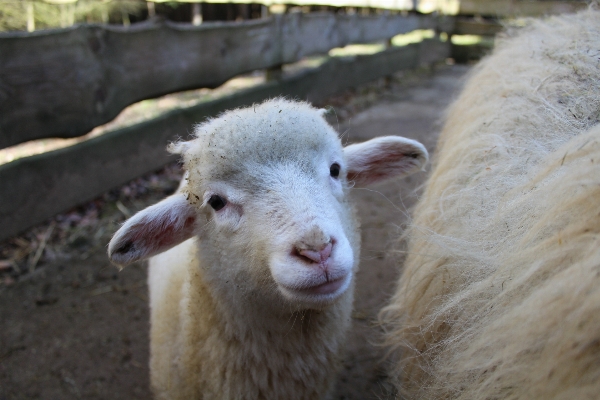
<box><xmin>0</xmin><ymin>64</ymin><xmax>470</xmax><ymax>400</ymax></box>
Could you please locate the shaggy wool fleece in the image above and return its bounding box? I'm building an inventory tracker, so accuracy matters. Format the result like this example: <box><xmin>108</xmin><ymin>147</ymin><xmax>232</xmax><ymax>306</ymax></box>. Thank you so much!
<box><xmin>381</xmin><ymin>9</ymin><xmax>600</xmax><ymax>400</ymax></box>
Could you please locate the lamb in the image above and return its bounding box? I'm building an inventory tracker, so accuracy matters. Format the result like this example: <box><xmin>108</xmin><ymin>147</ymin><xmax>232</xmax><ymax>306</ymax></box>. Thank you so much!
<box><xmin>107</xmin><ymin>98</ymin><xmax>428</xmax><ymax>399</ymax></box>
<box><xmin>381</xmin><ymin>9</ymin><xmax>600</xmax><ymax>399</ymax></box>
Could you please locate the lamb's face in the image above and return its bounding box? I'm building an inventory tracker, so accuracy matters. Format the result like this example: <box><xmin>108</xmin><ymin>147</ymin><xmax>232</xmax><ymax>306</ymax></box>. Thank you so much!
<box><xmin>179</xmin><ymin>101</ymin><xmax>358</xmax><ymax>306</ymax></box>
<box><xmin>192</xmin><ymin>149</ymin><xmax>357</xmax><ymax>306</ymax></box>
<box><xmin>252</xmin><ymin>161</ymin><xmax>356</xmax><ymax>305</ymax></box>
<box><xmin>108</xmin><ymin>99</ymin><xmax>428</xmax><ymax>310</ymax></box>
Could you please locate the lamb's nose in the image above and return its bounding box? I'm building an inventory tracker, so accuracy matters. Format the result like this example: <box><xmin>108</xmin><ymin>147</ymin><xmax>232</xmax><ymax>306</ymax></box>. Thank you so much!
<box><xmin>296</xmin><ymin>242</ymin><xmax>333</xmax><ymax>264</ymax></box>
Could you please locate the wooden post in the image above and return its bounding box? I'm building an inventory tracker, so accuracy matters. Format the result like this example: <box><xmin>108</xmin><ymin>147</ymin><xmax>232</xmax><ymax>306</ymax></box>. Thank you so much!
<box><xmin>192</xmin><ymin>3</ymin><xmax>202</xmax><ymax>25</ymax></box>
<box><xmin>122</xmin><ymin>10</ymin><xmax>131</xmax><ymax>27</ymax></box>
<box><xmin>147</xmin><ymin>1</ymin><xmax>156</xmax><ymax>18</ymax></box>
<box><xmin>241</xmin><ymin>4</ymin><xmax>250</xmax><ymax>20</ymax></box>
<box><xmin>384</xmin><ymin>38</ymin><xmax>394</xmax><ymax>86</ymax></box>
<box><xmin>26</xmin><ymin>2</ymin><xmax>35</xmax><ymax>32</ymax></box>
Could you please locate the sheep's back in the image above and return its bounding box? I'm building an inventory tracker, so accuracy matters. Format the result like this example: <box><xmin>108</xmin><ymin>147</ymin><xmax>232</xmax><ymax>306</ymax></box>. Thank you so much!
<box><xmin>382</xmin><ymin>9</ymin><xmax>600</xmax><ymax>399</ymax></box>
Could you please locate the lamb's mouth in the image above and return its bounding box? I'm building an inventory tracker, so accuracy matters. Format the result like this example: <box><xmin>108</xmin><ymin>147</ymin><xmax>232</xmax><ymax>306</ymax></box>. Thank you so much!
<box><xmin>298</xmin><ymin>277</ymin><xmax>346</xmax><ymax>295</ymax></box>
<box><xmin>280</xmin><ymin>273</ymin><xmax>351</xmax><ymax>299</ymax></box>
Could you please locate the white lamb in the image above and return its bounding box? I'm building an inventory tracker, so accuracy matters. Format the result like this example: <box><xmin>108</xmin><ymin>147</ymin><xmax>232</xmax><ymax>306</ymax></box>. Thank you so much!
<box><xmin>108</xmin><ymin>98</ymin><xmax>428</xmax><ymax>399</ymax></box>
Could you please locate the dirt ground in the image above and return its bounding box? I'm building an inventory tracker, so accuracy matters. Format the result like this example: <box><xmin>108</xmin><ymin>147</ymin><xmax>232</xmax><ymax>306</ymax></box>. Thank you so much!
<box><xmin>0</xmin><ymin>63</ymin><xmax>470</xmax><ymax>400</ymax></box>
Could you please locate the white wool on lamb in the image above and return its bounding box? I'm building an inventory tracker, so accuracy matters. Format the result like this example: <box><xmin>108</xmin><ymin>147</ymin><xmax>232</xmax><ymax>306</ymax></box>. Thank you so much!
<box><xmin>108</xmin><ymin>98</ymin><xmax>428</xmax><ymax>399</ymax></box>
<box><xmin>381</xmin><ymin>9</ymin><xmax>600</xmax><ymax>400</ymax></box>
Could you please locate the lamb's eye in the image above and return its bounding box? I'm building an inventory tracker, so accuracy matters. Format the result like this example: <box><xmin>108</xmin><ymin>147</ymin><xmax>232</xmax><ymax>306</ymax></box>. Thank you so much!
<box><xmin>208</xmin><ymin>195</ymin><xmax>227</xmax><ymax>211</ymax></box>
<box><xmin>330</xmin><ymin>163</ymin><xmax>341</xmax><ymax>178</ymax></box>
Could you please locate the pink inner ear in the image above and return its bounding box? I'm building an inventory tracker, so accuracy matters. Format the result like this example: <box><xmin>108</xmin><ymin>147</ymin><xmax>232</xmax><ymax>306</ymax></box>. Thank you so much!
<box><xmin>349</xmin><ymin>150</ymin><xmax>419</xmax><ymax>185</ymax></box>
<box><xmin>109</xmin><ymin>194</ymin><xmax>197</xmax><ymax>266</ymax></box>
<box><xmin>130</xmin><ymin>215</ymin><xmax>196</xmax><ymax>253</ymax></box>
<box><xmin>345</xmin><ymin>137</ymin><xmax>426</xmax><ymax>187</ymax></box>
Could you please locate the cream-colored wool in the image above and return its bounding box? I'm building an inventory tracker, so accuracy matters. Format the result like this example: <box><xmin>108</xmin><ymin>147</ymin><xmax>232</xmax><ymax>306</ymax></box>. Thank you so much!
<box><xmin>108</xmin><ymin>99</ymin><xmax>428</xmax><ymax>399</ymax></box>
<box><xmin>381</xmin><ymin>9</ymin><xmax>600</xmax><ymax>400</ymax></box>
<box><xmin>147</xmin><ymin>238</ymin><xmax>355</xmax><ymax>399</ymax></box>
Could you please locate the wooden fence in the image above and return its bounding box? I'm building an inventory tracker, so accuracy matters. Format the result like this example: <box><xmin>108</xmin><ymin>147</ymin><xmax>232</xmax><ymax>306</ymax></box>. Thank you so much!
<box><xmin>0</xmin><ymin>13</ymin><xmax>448</xmax><ymax>147</ymax></box>
<box><xmin>151</xmin><ymin>0</ymin><xmax>587</xmax><ymax>17</ymax></box>
<box><xmin>0</xmin><ymin>12</ymin><xmax>453</xmax><ymax>240</ymax></box>
<box><xmin>163</xmin><ymin>0</ymin><xmax>587</xmax><ymax>17</ymax></box>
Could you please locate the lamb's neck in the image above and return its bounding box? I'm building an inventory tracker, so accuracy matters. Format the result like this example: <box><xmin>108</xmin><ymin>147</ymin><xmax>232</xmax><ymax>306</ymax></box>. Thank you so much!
<box><xmin>192</xmin><ymin>241</ymin><xmax>352</xmax><ymax>339</ymax></box>
<box><xmin>210</xmin><ymin>276</ymin><xmax>336</xmax><ymax>336</ymax></box>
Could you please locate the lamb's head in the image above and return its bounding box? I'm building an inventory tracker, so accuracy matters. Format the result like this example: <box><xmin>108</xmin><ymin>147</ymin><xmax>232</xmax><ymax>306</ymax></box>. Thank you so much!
<box><xmin>108</xmin><ymin>99</ymin><xmax>428</xmax><ymax>308</ymax></box>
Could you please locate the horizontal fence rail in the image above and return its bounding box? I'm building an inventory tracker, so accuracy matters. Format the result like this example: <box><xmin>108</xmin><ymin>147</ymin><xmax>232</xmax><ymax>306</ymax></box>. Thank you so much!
<box><xmin>0</xmin><ymin>38</ymin><xmax>450</xmax><ymax>241</ymax></box>
<box><xmin>197</xmin><ymin>0</ymin><xmax>416</xmax><ymax>9</ymax></box>
<box><xmin>0</xmin><ymin>12</ymin><xmax>449</xmax><ymax>149</ymax></box>
<box><xmin>457</xmin><ymin>0</ymin><xmax>587</xmax><ymax>17</ymax></box>
<box><xmin>152</xmin><ymin>0</ymin><xmax>587</xmax><ymax>16</ymax></box>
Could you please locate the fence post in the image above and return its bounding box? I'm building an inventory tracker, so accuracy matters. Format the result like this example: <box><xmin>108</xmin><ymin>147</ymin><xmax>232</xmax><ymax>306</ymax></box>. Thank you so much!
<box><xmin>384</xmin><ymin>37</ymin><xmax>394</xmax><ymax>86</ymax></box>
<box><xmin>266</xmin><ymin>13</ymin><xmax>283</xmax><ymax>81</ymax></box>
<box><xmin>147</xmin><ymin>1</ymin><xmax>156</xmax><ymax>17</ymax></box>
<box><xmin>192</xmin><ymin>2</ymin><xmax>202</xmax><ymax>25</ymax></box>
<box><xmin>26</xmin><ymin>2</ymin><xmax>35</xmax><ymax>32</ymax></box>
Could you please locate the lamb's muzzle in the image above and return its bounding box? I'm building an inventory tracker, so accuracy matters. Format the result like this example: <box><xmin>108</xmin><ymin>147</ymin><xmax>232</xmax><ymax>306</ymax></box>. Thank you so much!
<box><xmin>271</xmin><ymin>223</ymin><xmax>354</xmax><ymax>304</ymax></box>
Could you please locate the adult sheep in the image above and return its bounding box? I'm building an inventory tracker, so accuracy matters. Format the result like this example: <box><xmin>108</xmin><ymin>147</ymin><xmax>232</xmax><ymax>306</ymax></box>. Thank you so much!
<box><xmin>381</xmin><ymin>9</ymin><xmax>600</xmax><ymax>400</ymax></box>
<box><xmin>108</xmin><ymin>98</ymin><xmax>428</xmax><ymax>399</ymax></box>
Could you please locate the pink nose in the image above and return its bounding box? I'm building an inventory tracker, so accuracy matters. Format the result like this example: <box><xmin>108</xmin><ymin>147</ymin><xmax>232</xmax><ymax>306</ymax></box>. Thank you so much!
<box><xmin>296</xmin><ymin>242</ymin><xmax>333</xmax><ymax>264</ymax></box>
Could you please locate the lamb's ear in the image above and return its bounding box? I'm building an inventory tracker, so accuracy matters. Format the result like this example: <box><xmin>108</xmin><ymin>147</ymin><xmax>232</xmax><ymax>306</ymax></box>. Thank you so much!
<box><xmin>344</xmin><ymin>136</ymin><xmax>428</xmax><ymax>187</ymax></box>
<box><xmin>108</xmin><ymin>194</ymin><xmax>196</xmax><ymax>268</ymax></box>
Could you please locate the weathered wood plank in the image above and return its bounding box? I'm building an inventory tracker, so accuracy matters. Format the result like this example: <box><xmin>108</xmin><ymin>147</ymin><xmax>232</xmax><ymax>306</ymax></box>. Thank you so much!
<box><xmin>457</xmin><ymin>0</ymin><xmax>587</xmax><ymax>17</ymax></box>
<box><xmin>156</xmin><ymin>0</ymin><xmax>586</xmax><ymax>16</ymax></box>
<box><xmin>0</xmin><ymin>39</ymin><xmax>450</xmax><ymax>241</ymax></box>
<box><xmin>172</xmin><ymin>0</ymin><xmax>416</xmax><ymax>10</ymax></box>
<box><xmin>0</xmin><ymin>13</ymin><xmax>444</xmax><ymax>149</ymax></box>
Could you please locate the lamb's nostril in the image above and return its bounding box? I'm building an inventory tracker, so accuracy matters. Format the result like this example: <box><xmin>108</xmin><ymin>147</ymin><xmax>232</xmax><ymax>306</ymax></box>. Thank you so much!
<box><xmin>320</xmin><ymin>242</ymin><xmax>332</xmax><ymax>261</ymax></box>
<box><xmin>297</xmin><ymin>249</ymin><xmax>320</xmax><ymax>263</ymax></box>
<box><xmin>296</xmin><ymin>242</ymin><xmax>333</xmax><ymax>264</ymax></box>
